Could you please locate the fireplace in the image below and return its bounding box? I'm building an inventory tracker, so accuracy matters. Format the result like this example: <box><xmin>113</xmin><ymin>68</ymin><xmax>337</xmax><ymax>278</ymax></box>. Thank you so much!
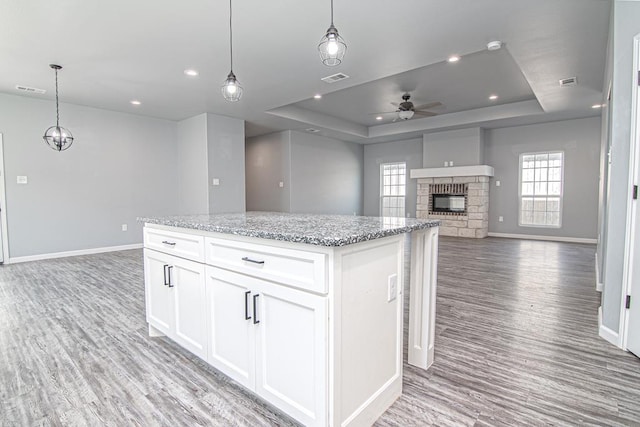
<box><xmin>410</xmin><ymin>165</ymin><xmax>494</xmax><ymax>238</ymax></box>
<box><xmin>432</xmin><ymin>194</ymin><xmax>466</xmax><ymax>214</ymax></box>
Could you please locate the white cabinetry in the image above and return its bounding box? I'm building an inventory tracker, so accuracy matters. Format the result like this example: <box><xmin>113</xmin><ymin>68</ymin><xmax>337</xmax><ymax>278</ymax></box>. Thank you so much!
<box><xmin>143</xmin><ymin>223</ymin><xmax>439</xmax><ymax>427</ymax></box>
<box><xmin>206</xmin><ymin>266</ymin><xmax>327</xmax><ymax>426</ymax></box>
<box><xmin>143</xmin><ymin>227</ymin><xmax>207</xmax><ymax>360</ymax></box>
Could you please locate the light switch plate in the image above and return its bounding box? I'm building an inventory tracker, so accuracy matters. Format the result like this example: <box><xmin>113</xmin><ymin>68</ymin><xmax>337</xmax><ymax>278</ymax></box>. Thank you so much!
<box><xmin>17</xmin><ymin>176</ymin><xmax>27</xmax><ymax>184</ymax></box>
<box><xmin>279</xmin><ymin>181</ymin><xmax>284</xmax><ymax>188</ymax></box>
<box><xmin>496</xmin><ymin>180</ymin><xmax>501</xmax><ymax>187</ymax></box>
<box><xmin>212</xmin><ymin>178</ymin><xmax>220</xmax><ymax>186</ymax></box>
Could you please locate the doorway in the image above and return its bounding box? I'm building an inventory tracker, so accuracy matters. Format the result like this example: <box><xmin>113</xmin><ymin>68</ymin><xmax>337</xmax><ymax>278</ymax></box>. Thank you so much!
<box><xmin>623</xmin><ymin>36</ymin><xmax>640</xmax><ymax>356</ymax></box>
<box><xmin>0</xmin><ymin>133</ymin><xmax>8</xmax><ymax>263</ymax></box>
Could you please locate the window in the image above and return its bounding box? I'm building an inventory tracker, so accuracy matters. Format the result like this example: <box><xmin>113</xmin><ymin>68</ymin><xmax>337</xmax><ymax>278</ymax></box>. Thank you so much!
<box><xmin>519</xmin><ymin>151</ymin><xmax>563</xmax><ymax>227</ymax></box>
<box><xmin>380</xmin><ymin>162</ymin><xmax>406</xmax><ymax>217</ymax></box>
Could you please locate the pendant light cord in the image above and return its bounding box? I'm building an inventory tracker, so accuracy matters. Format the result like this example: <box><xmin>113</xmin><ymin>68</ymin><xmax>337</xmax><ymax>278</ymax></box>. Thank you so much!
<box><xmin>229</xmin><ymin>0</ymin><xmax>233</xmax><ymax>72</ymax></box>
<box><xmin>55</xmin><ymin>68</ymin><xmax>60</xmax><ymax>128</ymax></box>
<box><xmin>330</xmin><ymin>0</ymin><xmax>334</xmax><ymax>25</ymax></box>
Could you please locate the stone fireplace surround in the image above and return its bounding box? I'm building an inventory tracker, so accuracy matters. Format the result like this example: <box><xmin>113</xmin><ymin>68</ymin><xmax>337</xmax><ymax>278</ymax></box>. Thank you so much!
<box><xmin>410</xmin><ymin>165</ymin><xmax>494</xmax><ymax>238</ymax></box>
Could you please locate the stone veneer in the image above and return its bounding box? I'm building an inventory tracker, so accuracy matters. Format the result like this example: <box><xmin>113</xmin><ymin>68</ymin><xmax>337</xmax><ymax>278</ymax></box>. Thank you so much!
<box><xmin>416</xmin><ymin>176</ymin><xmax>490</xmax><ymax>238</ymax></box>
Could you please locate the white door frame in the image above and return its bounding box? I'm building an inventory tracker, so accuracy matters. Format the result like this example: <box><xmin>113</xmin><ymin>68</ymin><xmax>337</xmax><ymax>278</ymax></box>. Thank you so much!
<box><xmin>0</xmin><ymin>134</ymin><xmax>9</xmax><ymax>263</ymax></box>
<box><xmin>621</xmin><ymin>35</ymin><xmax>640</xmax><ymax>350</ymax></box>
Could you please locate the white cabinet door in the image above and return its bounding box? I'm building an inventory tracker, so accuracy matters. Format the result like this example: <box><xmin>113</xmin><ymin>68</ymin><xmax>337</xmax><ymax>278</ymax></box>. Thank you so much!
<box><xmin>205</xmin><ymin>267</ymin><xmax>256</xmax><ymax>389</ymax></box>
<box><xmin>253</xmin><ymin>280</ymin><xmax>328</xmax><ymax>427</ymax></box>
<box><xmin>144</xmin><ymin>249</ymin><xmax>173</xmax><ymax>336</ymax></box>
<box><xmin>171</xmin><ymin>257</ymin><xmax>207</xmax><ymax>359</ymax></box>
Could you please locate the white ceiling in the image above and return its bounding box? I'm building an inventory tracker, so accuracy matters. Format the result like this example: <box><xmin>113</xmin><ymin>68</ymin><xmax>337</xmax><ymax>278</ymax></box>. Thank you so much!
<box><xmin>0</xmin><ymin>0</ymin><xmax>611</xmax><ymax>144</ymax></box>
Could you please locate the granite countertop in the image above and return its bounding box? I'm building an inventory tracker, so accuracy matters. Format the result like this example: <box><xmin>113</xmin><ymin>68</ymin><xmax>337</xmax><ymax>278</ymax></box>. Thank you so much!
<box><xmin>138</xmin><ymin>212</ymin><xmax>440</xmax><ymax>247</ymax></box>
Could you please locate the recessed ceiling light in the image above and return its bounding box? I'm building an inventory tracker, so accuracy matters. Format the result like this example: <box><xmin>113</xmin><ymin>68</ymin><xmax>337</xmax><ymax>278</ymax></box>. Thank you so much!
<box><xmin>130</xmin><ymin>100</ymin><xmax>141</xmax><ymax>106</ymax></box>
<box><xmin>447</xmin><ymin>55</ymin><xmax>460</xmax><ymax>63</ymax></box>
<box><xmin>314</xmin><ymin>94</ymin><xmax>322</xmax><ymax>99</ymax></box>
<box><xmin>184</xmin><ymin>69</ymin><xmax>199</xmax><ymax>77</ymax></box>
<box><xmin>487</xmin><ymin>40</ymin><xmax>503</xmax><ymax>51</ymax></box>
<box><xmin>376</xmin><ymin>116</ymin><xmax>383</xmax><ymax>121</ymax></box>
<box><xmin>489</xmin><ymin>94</ymin><xmax>498</xmax><ymax>101</ymax></box>
<box><xmin>592</xmin><ymin>103</ymin><xmax>604</xmax><ymax>109</ymax></box>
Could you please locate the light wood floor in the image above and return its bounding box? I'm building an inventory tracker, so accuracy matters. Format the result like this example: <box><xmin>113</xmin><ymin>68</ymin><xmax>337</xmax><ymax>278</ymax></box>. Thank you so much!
<box><xmin>1</xmin><ymin>237</ymin><xmax>639</xmax><ymax>426</ymax></box>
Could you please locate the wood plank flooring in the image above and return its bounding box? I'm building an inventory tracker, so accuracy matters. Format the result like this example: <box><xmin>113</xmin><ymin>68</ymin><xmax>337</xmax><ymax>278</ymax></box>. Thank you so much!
<box><xmin>1</xmin><ymin>237</ymin><xmax>639</xmax><ymax>426</ymax></box>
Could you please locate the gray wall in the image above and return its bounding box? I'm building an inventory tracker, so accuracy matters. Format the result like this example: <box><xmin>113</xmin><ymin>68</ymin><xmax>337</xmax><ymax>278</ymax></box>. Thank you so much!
<box><xmin>245</xmin><ymin>130</ymin><xmax>363</xmax><ymax>215</ymax></box>
<box><xmin>486</xmin><ymin>117</ymin><xmax>601</xmax><ymax>239</ymax></box>
<box><xmin>363</xmin><ymin>138</ymin><xmax>422</xmax><ymax>217</ymax></box>
<box><xmin>207</xmin><ymin>113</ymin><xmax>245</xmax><ymax>213</ymax></box>
<box><xmin>289</xmin><ymin>131</ymin><xmax>363</xmax><ymax>215</ymax></box>
<box><xmin>177</xmin><ymin>114</ymin><xmax>209</xmax><ymax>214</ymax></box>
<box><xmin>599</xmin><ymin>0</ymin><xmax>640</xmax><ymax>332</ymax></box>
<box><xmin>0</xmin><ymin>92</ymin><xmax>178</xmax><ymax>258</ymax></box>
<box><xmin>423</xmin><ymin>128</ymin><xmax>484</xmax><ymax>167</ymax></box>
<box><xmin>246</xmin><ymin>131</ymin><xmax>291</xmax><ymax>212</ymax></box>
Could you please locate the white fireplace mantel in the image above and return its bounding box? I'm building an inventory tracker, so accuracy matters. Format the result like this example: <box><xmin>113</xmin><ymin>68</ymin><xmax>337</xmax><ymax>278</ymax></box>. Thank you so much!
<box><xmin>410</xmin><ymin>165</ymin><xmax>494</xmax><ymax>179</ymax></box>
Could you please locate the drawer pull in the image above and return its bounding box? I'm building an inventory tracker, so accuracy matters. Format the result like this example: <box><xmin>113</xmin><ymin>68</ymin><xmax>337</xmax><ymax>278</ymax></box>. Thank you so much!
<box><xmin>244</xmin><ymin>291</ymin><xmax>252</xmax><ymax>320</ymax></box>
<box><xmin>253</xmin><ymin>294</ymin><xmax>260</xmax><ymax>324</ymax></box>
<box><xmin>162</xmin><ymin>240</ymin><xmax>177</xmax><ymax>246</ymax></box>
<box><xmin>242</xmin><ymin>256</ymin><xmax>265</xmax><ymax>265</ymax></box>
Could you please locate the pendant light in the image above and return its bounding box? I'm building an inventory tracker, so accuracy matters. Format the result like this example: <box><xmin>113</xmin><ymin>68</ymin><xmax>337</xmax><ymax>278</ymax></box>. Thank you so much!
<box><xmin>318</xmin><ymin>0</ymin><xmax>347</xmax><ymax>67</ymax></box>
<box><xmin>43</xmin><ymin>64</ymin><xmax>74</xmax><ymax>151</ymax></box>
<box><xmin>221</xmin><ymin>0</ymin><xmax>243</xmax><ymax>102</ymax></box>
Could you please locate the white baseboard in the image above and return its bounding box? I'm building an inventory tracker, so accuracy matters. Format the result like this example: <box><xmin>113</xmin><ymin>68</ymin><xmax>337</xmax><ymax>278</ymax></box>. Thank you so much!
<box><xmin>8</xmin><ymin>243</ymin><xmax>143</xmax><ymax>264</ymax></box>
<box><xmin>598</xmin><ymin>306</ymin><xmax>621</xmax><ymax>348</ymax></box>
<box><xmin>595</xmin><ymin>253</ymin><xmax>603</xmax><ymax>292</ymax></box>
<box><xmin>488</xmin><ymin>232</ymin><xmax>597</xmax><ymax>244</ymax></box>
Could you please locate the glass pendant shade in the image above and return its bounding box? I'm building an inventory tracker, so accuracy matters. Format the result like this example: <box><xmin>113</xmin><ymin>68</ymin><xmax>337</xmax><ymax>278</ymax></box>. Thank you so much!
<box><xmin>318</xmin><ymin>24</ymin><xmax>346</xmax><ymax>66</ymax></box>
<box><xmin>43</xmin><ymin>125</ymin><xmax>74</xmax><ymax>151</ymax></box>
<box><xmin>221</xmin><ymin>71</ymin><xmax>243</xmax><ymax>102</ymax></box>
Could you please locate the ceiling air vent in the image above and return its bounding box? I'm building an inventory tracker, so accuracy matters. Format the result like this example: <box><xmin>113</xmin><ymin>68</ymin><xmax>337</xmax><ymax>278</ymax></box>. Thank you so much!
<box><xmin>16</xmin><ymin>85</ymin><xmax>46</xmax><ymax>94</ymax></box>
<box><xmin>321</xmin><ymin>72</ymin><xmax>350</xmax><ymax>84</ymax></box>
<box><xmin>559</xmin><ymin>77</ymin><xmax>577</xmax><ymax>87</ymax></box>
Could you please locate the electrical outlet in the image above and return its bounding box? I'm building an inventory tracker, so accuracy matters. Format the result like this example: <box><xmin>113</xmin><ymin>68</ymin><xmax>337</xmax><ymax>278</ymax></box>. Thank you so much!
<box><xmin>121</xmin><ymin>224</ymin><xmax>128</xmax><ymax>231</ymax></box>
<box><xmin>279</xmin><ymin>181</ymin><xmax>284</xmax><ymax>188</ymax></box>
<box><xmin>212</xmin><ymin>178</ymin><xmax>220</xmax><ymax>186</ymax></box>
<box><xmin>498</xmin><ymin>216</ymin><xmax>504</xmax><ymax>222</ymax></box>
<box><xmin>450</xmin><ymin>161</ymin><xmax>454</xmax><ymax>166</ymax></box>
<box><xmin>496</xmin><ymin>180</ymin><xmax>501</xmax><ymax>187</ymax></box>
<box><xmin>388</xmin><ymin>274</ymin><xmax>398</xmax><ymax>302</ymax></box>
<box><xmin>443</xmin><ymin>161</ymin><xmax>448</xmax><ymax>167</ymax></box>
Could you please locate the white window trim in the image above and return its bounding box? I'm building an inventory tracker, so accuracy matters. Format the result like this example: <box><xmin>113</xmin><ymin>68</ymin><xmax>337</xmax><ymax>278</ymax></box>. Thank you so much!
<box><xmin>518</xmin><ymin>150</ymin><xmax>564</xmax><ymax>229</ymax></box>
<box><xmin>379</xmin><ymin>162</ymin><xmax>406</xmax><ymax>218</ymax></box>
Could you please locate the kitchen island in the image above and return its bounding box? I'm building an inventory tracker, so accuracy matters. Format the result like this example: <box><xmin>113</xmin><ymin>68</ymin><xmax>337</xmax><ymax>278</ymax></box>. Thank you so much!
<box><xmin>139</xmin><ymin>212</ymin><xmax>439</xmax><ymax>427</ymax></box>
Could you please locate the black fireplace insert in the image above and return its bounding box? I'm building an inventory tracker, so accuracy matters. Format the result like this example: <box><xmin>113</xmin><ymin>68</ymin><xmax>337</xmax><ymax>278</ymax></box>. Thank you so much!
<box><xmin>432</xmin><ymin>193</ymin><xmax>466</xmax><ymax>213</ymax></box>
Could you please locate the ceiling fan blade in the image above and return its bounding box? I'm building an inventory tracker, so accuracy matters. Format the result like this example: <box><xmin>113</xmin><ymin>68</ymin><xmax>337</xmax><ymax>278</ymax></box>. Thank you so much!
<box><xmin>390</xmin><ymin>102</ymin><xmax>400</xmax><ymax>107</ymax></box>
<box><xmin>413</xmin><ymin>101</ymin><xmax>443</xmax><ymax>110</ymax></box>
<box><xmin>368</xmin><ymin>111</ymin><xmax>397</xmax><ymax>115</ymax></box>
<box><xmin>413</xmin><ymin>110</ymin><xmax>438</xmax><ymax>117</ymax></box>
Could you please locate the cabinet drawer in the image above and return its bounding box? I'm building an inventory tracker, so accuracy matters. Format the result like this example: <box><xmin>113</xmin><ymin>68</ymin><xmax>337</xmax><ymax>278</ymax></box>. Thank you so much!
<box><xmin>205</xmin><ymin>237</ymin><xmax>327</xmax><ymax>294</ymax></box>
<box><xmin>144</xmin><ymin>227</ymin><xmax>205</xmax><ymax>262</ymax></box>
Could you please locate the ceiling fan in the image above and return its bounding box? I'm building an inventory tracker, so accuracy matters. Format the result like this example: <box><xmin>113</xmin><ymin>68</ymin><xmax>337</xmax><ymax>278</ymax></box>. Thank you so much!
<box><xmin>374</xmin><ymin>93</ymin><xmax>443</xmax><ymax>122</ymax></box>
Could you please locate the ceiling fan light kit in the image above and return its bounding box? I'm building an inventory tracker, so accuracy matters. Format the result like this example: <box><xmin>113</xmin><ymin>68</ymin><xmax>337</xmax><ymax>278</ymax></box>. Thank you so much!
<box><xmin>42</xmin><ymin>64</ymin><xmax>74</xmax><ymax>152</ymax></box>
<box><xmin>318</xmin><ymin>0</ymin><xmax>346</xmax><ymax>66</ymax></box>
<box><xmin>221</xmin><ymin>0</ymin><xmax>243</xmax><ymax>102</ymax></box>
<box><xmin>398</xmin><ymin>110</ymin><xmax>414</xmax><ymax>120</ymax></box>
